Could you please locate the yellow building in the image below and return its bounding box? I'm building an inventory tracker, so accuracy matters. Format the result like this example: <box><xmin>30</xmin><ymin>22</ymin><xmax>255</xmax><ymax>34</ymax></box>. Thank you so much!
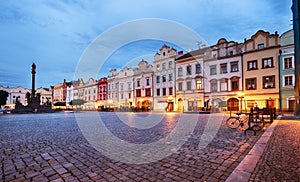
<box><xmin>243</xmin><ymin>30</ymin><xmax>280</xmax><ymax>110</ymax></box>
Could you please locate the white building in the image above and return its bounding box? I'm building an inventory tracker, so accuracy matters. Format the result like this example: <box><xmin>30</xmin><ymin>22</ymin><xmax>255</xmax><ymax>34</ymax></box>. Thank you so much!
<box><xmin>117</xmin><ymin>67</ymin><xmax>134</xmax><ymax>108</ymax></box>
<box><xmin>203</xmin><ymin>38</ymin><xmax>243</xmax><ymax>111</ymax></box>
<box><xmin>36</xmin><ymin>87</ymin><xmax>52</xmax><ymax>105</ymax></box>
<box><xmin>175</xmin><ymin>47</ymin><xmax>208</xmax><ymax>112</ymax></box>
<box><xmin>0</xmin><ymin>86</ymin><xmax>30</xmax><ymax>106</ymax></box>
<box><xmin>153</xmin><ymin>45</ymin><xmax>179</xmax><ymax>112</ymax></box>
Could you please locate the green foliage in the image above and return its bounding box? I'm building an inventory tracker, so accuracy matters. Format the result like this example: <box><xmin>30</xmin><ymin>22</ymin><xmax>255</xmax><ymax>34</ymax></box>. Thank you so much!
<box><xmin>0</xmin><ymin>90</ymin><xmax>9</xmax><ymax>106</ymax></box>
<box><xmin>70</xmin><ymin>99</ymin><xmax>85</xmax><ymax>106</ymax></box>
<box><xmin>54</xmin><ymin>102</ymin><xmax>66</xmax><ymax>106</ymax></box>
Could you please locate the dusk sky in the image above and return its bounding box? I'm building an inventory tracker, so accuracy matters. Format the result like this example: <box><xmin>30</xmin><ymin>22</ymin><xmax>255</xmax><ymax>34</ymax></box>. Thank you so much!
<box><xmin>0</xmin><ymin>0</ymin><xmax>293</xmax><ymax>89</ymax></box>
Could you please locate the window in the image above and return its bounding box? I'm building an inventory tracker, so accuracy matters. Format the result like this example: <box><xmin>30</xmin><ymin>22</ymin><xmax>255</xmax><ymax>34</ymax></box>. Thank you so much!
<box><xmin>284</xmin><ymin>57</ymin><xmax>293</xmax><ymax>69</ymax></box>
<box><xmin>168</xmin><ymin>61</ymin><xmax>172</xmax><ymax>69</ymax></box>
<box><xmin>120</xmin><ymin>84</ymin><xmax>123</xmax><ymax>90</ymax></box>
<box><xmin>125</xmin><ymin>72</ymin><xmax>127</xmax><ymax>76</ymax></box>
<box><xmin>128</xmin><ymin>82</ymin><xmax>131</xmax><ymax>89</ymax></box>
<box><xmin>128</xmin><ymin>93</ymin><xmax>131</xmax><ymax>99</ymax></box>
<box><xmin>186</xmin><ymin>65</ymin><xmax>192</xmax><ymax>75</ymax></box>
<box><xmin>229</xmin><ymin>50</ymin><xmax>234</xmax><ymax>56</ymax></box>
<box><xmin>232</xmin><ymin>81</ymin><xmax>239</xmax><ymax>91</ymax></box>
<box><xmin>196</xmin><ymin>80</ymin><xmax>202</xmax><ymax>90</ymax></box>
<box><xmin>220</xmin><ymin>63</ymin><xmax>227</xmax><ymax>74</ymax></box>
<box><xmin>169</xmin><ymin>87</ymin><xmax>173</xmax><ymax>95</ymax></box>
<box><xmin>246</xmin><ymin>78</ymin><xmax>257</xmax><ymax>90</ymax></box>
<box><xmin>210</xmin><ymin>65</ymin><xmax>217</xmax><ymax>75</ymax></box>
<box><xmin>146</xmin><ymin>78</ymin><xmax>150</xmax><ymax>86</ymax></box>
<box><xmin>284</xmin><ymin>76</ymin><xmax>293</xmax><ymax>86</ymax></box>
<box><xmin>211</xmin><ymin>82</ymin><xmax>217</xmax><ymax>92</ymax></box>
<box><xmin>156</xmin><ymin>64</ymin><xmax>160</xmax><ymax>70</ymax></box>
<box><xmin>187</xmin><ymin>81</ymin><xmax>192</xmax><ymax>90</ymax></box>
<box><xmin>163</xmin><ymin>88</ymin><xmax>166</xmax><ymax>96</ymax></box>
<box><xmin>121</xmin><ymin>94</ymin><xmax>123</xmax><ymax>99</ymax></box>
<box><xmin>220</xmin><ymin>80</ymin><xmax>228</xmax><ymax>91</ymax></box>
<box><xmin>262</xmin><ymin>58</ymin><xmax>273</xmax><ymax>68</ymax></box>
<box><xmin>178</xmin><ymin>82</ymin><xmax>183</xmax><ymax>91</ymax></box>
<box><xmin>169</xmin><ymin>73</ymin><xmax>173</xmax><ymax>81</ymax></box>
<box><xmin>136</xmin><ymin>89</ymin><xmax>141</xmax><ymax>97</ymax></box>
<box><xmin>247</xmin><ymin>60</ymin><xmax>258</xmax><ymax>70</ymax></box>
<box><xmin>156</xmin><ymin>76</ymin><xmax>160</xmax><ymax>83</ymax></box>
<box><xmin>258</xmin><ymin>43</ymin><xmax>264</xmax><ymax>50</ymax></box>
<box><xmin>231</xmin><ymin>62</ymin><xmax>238</xmax><ymax>72</ymax></box>
<box><xmin>137</xmin><ymin>80</ymin><xmax>140</xmax><ymax>87</ymax></box>
<box><xmin>156</xmin><ymin>89</ymin><xmax>160</xmax><ymax>96</ymax></box>
<box><xmin>263</xmin><ymin>75</ymin><xmax>275</xmax><ymax>89</ymax></box>
<box><xmin>178</xmin><ymin>67</ymin><xmax>183</xmax><ymax>76</ymax></box>
<box><xmin>196</xmin><ymin>63</ymin><xmax>201</xmax><ymax>73</ymax></box>
<box><xmin>162</xmin><ymin>63</ymin><xmax>166</xmax><ymax>70</ymax></box>
<box><xmin>145</xmin><ymin>88</ymin><xmax>151</xmax><ymax>96</ymax></box>
<box><xmin>162</xmin><ymin>75</ymin><xmax>166</xmax><ymax>82</ymax></box>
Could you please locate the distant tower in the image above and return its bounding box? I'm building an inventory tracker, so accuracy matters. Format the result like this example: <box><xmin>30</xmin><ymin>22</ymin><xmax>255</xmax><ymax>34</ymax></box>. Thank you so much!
<box><xmin>31</xmin><ymin>63</ymin><xmax>36</xmax><ymax>97</ymax></box>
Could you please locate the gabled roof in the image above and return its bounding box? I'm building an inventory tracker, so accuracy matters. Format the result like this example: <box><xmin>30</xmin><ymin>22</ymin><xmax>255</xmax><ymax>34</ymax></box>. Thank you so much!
<box><xmin>175</xmin><ymin>47</ymin><xmax>210</xmax><ymax>60</ymax></box>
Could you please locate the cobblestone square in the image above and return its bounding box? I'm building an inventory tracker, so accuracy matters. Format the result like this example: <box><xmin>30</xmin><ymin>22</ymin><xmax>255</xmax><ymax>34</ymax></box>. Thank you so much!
<box><xmin>0</xmin><ymin>112</ymin><xmax>267</xmax><ymax>181</ymax></box>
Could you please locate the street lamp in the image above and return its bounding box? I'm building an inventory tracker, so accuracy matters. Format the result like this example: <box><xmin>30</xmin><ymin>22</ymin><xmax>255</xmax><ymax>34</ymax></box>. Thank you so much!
<box><xmin>238</xmin><ymin>92</ymin><xmax>245</xmax><ymax>113</ymax></box>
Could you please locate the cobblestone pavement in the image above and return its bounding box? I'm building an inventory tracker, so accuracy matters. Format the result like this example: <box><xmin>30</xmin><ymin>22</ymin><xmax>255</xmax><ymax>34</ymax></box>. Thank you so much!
<box><xmin>250</xmin><ymin>120</ymin><xmax>300</xmax><ymax>181</ymax></box>
<box><xmin>0</xmin><ymin>112</ymin><xmax>262</xmax><ymax>181</ymax></box>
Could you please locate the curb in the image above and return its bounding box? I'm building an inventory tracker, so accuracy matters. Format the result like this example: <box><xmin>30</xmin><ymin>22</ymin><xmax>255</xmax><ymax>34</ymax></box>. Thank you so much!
<box><xmin>225</xmin><ymin>120</ymin><xmax>278</xmax><ymax>182</ymax></box>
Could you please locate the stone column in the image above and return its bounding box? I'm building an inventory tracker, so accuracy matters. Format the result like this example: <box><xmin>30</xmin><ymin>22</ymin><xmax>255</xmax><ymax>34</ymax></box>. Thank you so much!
<box><xmin>32</xmin><ymin>63</ymin><xmax>36</xmax><ymax>97</ymax></box>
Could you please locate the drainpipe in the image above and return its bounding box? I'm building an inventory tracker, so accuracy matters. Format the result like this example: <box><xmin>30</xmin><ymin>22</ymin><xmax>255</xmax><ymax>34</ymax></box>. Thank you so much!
<box><xmin>279</xmin><ymin>50</ymin><xmax>283</xmax><ymax>114</ymax></box>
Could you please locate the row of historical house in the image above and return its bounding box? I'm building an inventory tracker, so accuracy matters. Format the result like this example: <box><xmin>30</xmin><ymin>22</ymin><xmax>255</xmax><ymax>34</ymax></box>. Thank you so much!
<box><xmin>0</xmin><ymin>29</ymin><xmax>296</xmax><ymax>112</ymax></box>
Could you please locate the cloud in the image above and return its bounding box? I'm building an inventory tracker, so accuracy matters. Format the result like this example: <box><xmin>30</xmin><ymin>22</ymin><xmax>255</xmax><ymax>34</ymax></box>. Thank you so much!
<box><xmin>0</xmin><ymin>0</ymin><xmax>293</xmax><ymax>88</ymax></box>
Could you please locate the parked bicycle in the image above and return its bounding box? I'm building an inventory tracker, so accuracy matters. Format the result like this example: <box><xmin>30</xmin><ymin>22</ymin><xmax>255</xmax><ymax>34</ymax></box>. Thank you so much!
<box><xmin>226</xmin><ymin>113</ymin><xmax>249</xmax><ymax>130</ymax></box>
<box><xmin>226</xmin><ymin>109</ymin><xmax>264</xmax><ymax>137</ymax></box>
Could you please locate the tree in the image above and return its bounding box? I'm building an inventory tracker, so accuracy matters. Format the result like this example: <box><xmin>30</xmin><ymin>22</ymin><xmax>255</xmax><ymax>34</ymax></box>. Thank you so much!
<box><xmin>53</xmin><ymin>102</ymin><xmax>66</xmax><ymax>106</ymax></box>
<box><xmin>0</xmin><ymin>90</ymin><xmax>9</xmax><ymax>106</ymax></box>
<box><xmin>70</xmin><ymin>99</ymin><xmax>85</xmax><ymax>106</ymax></box>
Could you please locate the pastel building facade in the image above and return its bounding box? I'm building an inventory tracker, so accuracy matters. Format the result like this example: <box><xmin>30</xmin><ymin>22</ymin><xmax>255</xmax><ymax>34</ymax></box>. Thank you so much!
<box><xmin>242</xmin><ymin>30</ymin><xmax>280</xmax><ymax>110</ymax></box>
<box><xmin>279</xmin><ymin>29</ymin><xmax>295</xmax><ymax>112</ymax></box>
<box><xmin>153</xmin><ymin>45</ymin><xmax>178</xmax><ymax>112</ymax></box>
<box><xmin>133</xmin><ymin>60</ymin><xmax>154</xmax><ymax>110</ymax></box>
<box><xmin>175</xmin><ymin>48</ymin><xmax>207</xmax><ymax>112</ymax></box>
<box><xmin>204</xmin><ymin>38</ymin><xmax>243</xmax><ymax>111</ymax></box>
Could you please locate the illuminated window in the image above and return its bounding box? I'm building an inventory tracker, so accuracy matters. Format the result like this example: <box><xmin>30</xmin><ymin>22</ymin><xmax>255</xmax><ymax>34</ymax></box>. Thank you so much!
<box><xmin>196</xmin><ymin>80</ymin><xmax>202</xmax><ymax>90</ymax></box>
<box><xmin>246</xmin><ymin>78</ymin><xmax>257</xmax><ymax>90</ymax></box>
<box><xmin>263</xmin><ymin>75</ymin><xmax>275</xmax><ymax>89</ymax></box>
<box><xmin>262</xmin><ymin>57</ymin><xmax>273</xmax><ymax>68</ymax></box>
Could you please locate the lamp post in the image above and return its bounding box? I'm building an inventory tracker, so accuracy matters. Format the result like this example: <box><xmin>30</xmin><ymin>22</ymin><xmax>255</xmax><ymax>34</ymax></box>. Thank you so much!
<box><xmin>238</xmin><ymin>92</ymin><xmax>245</xmax><ymax>113</ymax></box>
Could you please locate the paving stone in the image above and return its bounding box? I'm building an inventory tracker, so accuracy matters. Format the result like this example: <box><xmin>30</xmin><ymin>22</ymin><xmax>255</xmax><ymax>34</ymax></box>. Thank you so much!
<box><xmin>0</xmin><ymin>113</ymin><xmax>267</xmax><ymax>181</ymax></box>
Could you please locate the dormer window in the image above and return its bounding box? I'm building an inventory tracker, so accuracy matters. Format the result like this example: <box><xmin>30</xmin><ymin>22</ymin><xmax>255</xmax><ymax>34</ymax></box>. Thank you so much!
<box><xmin>163</xmin><ymin>52</ymin><xmax>166</xmax><ymax>56</ymax></box>
<box><xmin>258</xmin><ymin>43</ymin><xmax>264</xmax><ymax>50</ymax></box>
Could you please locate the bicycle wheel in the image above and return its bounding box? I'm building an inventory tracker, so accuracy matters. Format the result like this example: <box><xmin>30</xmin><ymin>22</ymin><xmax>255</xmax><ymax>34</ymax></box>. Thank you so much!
<box><xmin>244</xmin><ymin>128</ymin><xmax>256</xmax><ymax>137</ymax></box>
<box><xmin>226</xmin><ymin>117</ymin><xmax>240</xmax><ymax>129</ymax></box>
